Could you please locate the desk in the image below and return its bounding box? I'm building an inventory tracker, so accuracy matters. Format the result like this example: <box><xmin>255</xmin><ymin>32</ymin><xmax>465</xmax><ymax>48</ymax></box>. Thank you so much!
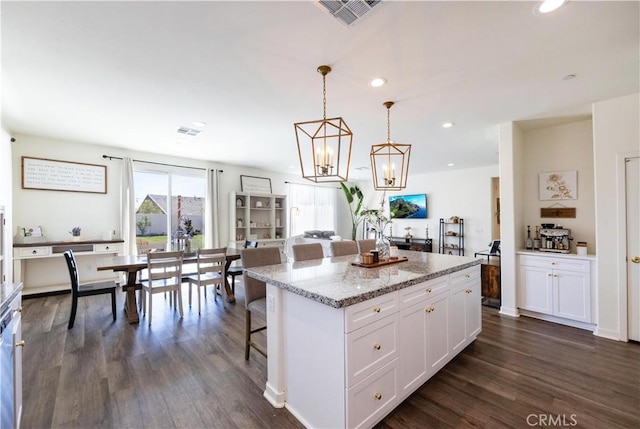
<box><xmin>97</xmin><ymin>249</ymin><xmax>241</xmax><ymax>324</ymax></box>
<box><xmin>14</xmin><ymin>240</ymin><xmax>123</xmax><ymax>295</ymax></box>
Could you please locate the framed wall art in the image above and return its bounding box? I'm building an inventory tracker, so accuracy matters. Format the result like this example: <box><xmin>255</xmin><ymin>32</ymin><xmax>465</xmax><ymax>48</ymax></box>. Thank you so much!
<box><xmin>240</xmin><ymin>175</ymin><xmax>272</xmax><ymax>193</ymax></box>
<box><xmin>538</xmin><ymin>170</ymin><xmax>577</xmax><ymax>200</ymax></box>
<box><xmin>22</xmin><ymin>156</ymin><xmax>107</xmax><ymax>194</ymax></box>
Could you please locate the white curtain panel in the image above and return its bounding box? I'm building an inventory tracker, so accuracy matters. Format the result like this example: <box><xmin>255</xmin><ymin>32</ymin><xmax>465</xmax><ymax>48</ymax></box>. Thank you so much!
<box><xmin>205</xmin><ymin>169</ymin><xmax>220</xmax><ymax>247</ymax></box>
<box><xmin>120</xmin><ymin>157</ymin><xmax>137</xmax><ymax>255</ymax></box>
<box><xmin>287</xmin><ymin>183</ymin><xmax>336</xmax><ymax>236</ymax></box>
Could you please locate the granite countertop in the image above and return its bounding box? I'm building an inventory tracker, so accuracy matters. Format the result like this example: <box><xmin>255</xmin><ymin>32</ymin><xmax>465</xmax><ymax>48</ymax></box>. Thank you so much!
<box><xmin>245</xmin><ymin>251</ymin><xmax>481</xmax><ymax>308</ymax></box>
<box><xmin>0</xmin><ymin>283</ymin><xmax>23</xmax><ymax>315</ymax></box>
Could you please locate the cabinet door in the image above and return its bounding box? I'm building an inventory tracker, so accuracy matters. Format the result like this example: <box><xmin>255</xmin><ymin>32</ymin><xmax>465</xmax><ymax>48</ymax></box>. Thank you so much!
<box><xmin>426</xmin><ymin>293</ymin><xmax>450</xmax><ymax>373</ymax></box>
<box><xmin>12</xmin><ymin>311</ymin><xmax>22</xmax><ymax>429</ymax></box>
<box><xmin>466</xmin><ymin>281</ymin><xmax>482</xmax><ymax>339</ymax></box>
<box><xmin>553</xmin><ymin>269</ymin><xmax>591</xmax><ymax>322</ymax></box>
<box><xmin>518</xmin><ymin>265</ymin><xmax>553</xmax><ymax>315</ymax></box>
<box><xmin>398</xmin><ymin>302</ymin><xmax>428</xmax><ymax>394</ymax></box>
<box><xmin>449</xmin><ymin>285</ymin><xmax>467</xmax><ymax>355</ymax></box>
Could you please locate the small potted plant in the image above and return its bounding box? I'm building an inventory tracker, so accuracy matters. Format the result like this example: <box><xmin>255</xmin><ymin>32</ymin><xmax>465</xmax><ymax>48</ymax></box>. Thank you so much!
<box><xmin>69</xmin><ymin>227</ymin><xmax>81</xmax><ymax>241</ymax></box>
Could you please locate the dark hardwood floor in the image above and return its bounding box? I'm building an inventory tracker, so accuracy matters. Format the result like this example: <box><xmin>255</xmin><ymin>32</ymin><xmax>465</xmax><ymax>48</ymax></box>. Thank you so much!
<box><xmin>21</xmin><ymin>282</ymin><xmax>639</xmax><ymax>429</ymax></box>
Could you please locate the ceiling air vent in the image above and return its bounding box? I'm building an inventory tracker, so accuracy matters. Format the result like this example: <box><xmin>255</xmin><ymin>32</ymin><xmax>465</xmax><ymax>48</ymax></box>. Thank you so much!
<box><xmin>177</xmin><ymin>127</ymin><xmax>202</xmax><ymax>137</ymax></box>
<box><xmin>317</xmin><ymin>0</ymin><xmax>383</xmax><ymax>27</ymax></box>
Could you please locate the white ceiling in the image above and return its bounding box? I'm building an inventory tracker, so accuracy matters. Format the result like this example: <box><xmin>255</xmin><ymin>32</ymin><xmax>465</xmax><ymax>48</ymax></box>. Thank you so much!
<box><xmin>2</xmin><ymin>1</ymin><xmax>638</xmax><ymax>180</ymax></box>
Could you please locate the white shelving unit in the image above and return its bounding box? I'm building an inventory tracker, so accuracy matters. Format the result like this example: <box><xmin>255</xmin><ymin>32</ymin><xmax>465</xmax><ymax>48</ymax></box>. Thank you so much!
<box><xmin>229</xmin><ymin>191</ymin><xmax>286</xmax><ymax>251</ymax></box>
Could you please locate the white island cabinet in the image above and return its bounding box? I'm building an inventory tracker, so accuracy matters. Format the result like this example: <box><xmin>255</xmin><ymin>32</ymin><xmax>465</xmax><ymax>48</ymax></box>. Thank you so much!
<box><xmin>246</xmin><ymin>251</ymin><xmax>481</xmax><ymax>429</ymax></box>
<box><xmin>517</xmin><ymin>251</ymin><xmax>596</xmax><ymax>329</ymax></box>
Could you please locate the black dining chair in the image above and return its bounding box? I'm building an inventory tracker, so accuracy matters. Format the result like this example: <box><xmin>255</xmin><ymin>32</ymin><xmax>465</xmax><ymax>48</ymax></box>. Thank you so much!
<box><xmin>227</xmin><ymin>240</ymin><xmax>258</xmax><ymax>293</ymax></box>
<box><xmin>64</xmin><ymin>250</ymin><xmax>117</xmax><ymax>329</ymax></box>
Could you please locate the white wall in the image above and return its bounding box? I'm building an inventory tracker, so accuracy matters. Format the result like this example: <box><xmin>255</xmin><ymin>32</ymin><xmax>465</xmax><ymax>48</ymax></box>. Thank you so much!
<box><xmin>10</xmin><ymin>134</ymin><xmax>308</xmax><ymax>247</ymax></box>
<box><xmin>358</xmin><ymin>164</ymin><xmax>499</xmax><ymax>257</ymax></box>
<box><xmin>592</xmin><ymin>93</ymin><xmax>640</xmax><ymax>340</ymax></box>
<box><xmin>1</xmin><ymin>125</ymin><xmax>14</xmax><ymax>283</ymax></box>
<box><xmin>522</xmin><ymin>120</ymin><xmax>596</xmax><ymax>253</ymax></box>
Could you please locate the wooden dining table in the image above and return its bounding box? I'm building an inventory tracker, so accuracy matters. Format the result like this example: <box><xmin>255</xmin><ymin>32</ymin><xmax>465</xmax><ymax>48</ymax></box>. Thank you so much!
<box><xmin>97</xmin><ymin>248</ymin><xmax>242</xmax><ymax>324</ymax></box>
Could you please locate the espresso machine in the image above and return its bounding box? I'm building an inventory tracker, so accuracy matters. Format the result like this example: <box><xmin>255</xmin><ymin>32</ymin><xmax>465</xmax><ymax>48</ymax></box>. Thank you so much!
<box><xmin>539</xmin><ymin>227</ymin><xmax>571</xmax><ymax>253</ymax></box>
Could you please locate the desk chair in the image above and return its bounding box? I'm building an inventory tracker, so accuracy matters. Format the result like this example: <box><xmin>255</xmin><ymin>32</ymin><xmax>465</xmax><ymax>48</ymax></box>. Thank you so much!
<box><xmin>227</xmin><ymin>240</ymin><xmax>258</xmax><ymax>293</ymax></box>
<box><xmin>241</xmin><ymin>247</ymin><xmax>281</xmax><ymax>360</ymax></box>
<box><xmin>140</xmin><ymin>251</ymin><xmax>184</xmax><ymax>326</ymax></box>
<box><xmin>291</xmin><ymin>243</ymin><xmax>324</xmax><ymax>262</ymax></box>
<box><xmin>63</xmin><ymin>250</ymin><xmax>117</xmax><ymax>329</ymax></box>
<box><xmin>357</xmin><ymin>239</ymin><xmax>376</xmax><ymax>254</ymax></box>
<box><xmin>330</xmin><ymin>240</ymin><xmax>358</xmax><ymax>257</ymax></box>
<box><xmin>186</xmin><ymin>248</ymin><xmax>226</xmax><ymax>314</ymax></box>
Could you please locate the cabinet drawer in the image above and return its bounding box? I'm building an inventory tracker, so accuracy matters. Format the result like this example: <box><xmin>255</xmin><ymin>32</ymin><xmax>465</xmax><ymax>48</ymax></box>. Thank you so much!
<box><xmin>519</xmin><ymin>255</ymin><xmax>589</xmax><ymax>273</ymax></box>
<box><xmin>398</xmin><ymin>276</ymin><xmax>449</xmax><ymax>309</ymax></box>
<box><xmin>15</xmin><ymin>247</ymin><xmax>51</xmax><ymax>258</ymax></box>
<box><xmin>346</xmin><ymin>314</ymin><xmax>398</xmax><ymax>387</ymax></box>
<box><xmin>450</xmin><ymin>265</ymin><xmax>480</xmax><ymax>287</ymax></box>
<box><xmin>345</xmin><ymin>292</ymin><xmax>398</xmax><ymax>333</ymax></box>
<box><xmin>347</xmin><ymin>358</ymin><xmax>399</xmax><ymax>429</ymax></box>
<box><xmin>94</xmin><ymin>243</ymin><xmax>122</xmax><ymax>253</ymax></box>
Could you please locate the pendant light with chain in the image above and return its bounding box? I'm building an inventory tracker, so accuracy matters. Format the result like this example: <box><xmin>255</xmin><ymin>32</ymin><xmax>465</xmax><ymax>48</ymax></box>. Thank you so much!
<box><xmin>294</xmin><ymin>65</ymin><xmax>353</xmax><ymax>183</ymax></box>
<box><xmin>370</xmin><ymin>101</ymin><xmax>411</xmax><ymax>190</ymax></box>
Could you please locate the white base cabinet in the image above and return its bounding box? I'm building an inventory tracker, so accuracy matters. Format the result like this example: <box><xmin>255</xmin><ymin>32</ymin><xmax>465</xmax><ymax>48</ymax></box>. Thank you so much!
<box><xmin>518</xmin><ymin>253</ymin><xmax>594</xmax><ymax>325</ymax></box>
<box><xmin>271</xmin><ymin>264</ymin><xmax>481</xmax><ymax>429</ymax></box>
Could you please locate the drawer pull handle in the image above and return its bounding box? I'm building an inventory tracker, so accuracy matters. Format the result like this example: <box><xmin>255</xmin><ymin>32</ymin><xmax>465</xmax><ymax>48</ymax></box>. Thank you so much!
<box><xmin>466</xmin><ymin>289</ymin><xmax>472</xmax><ymax>294</ymax></box>
<box><xmin>373</xmin><ymin>307</ymin><xmax>381</xmax><ymax>313</ymax></box>
<box><xmin>551</xmin><ymin>262</ymin><xmax>556</xmax><ymax>265</ymax></box>
<box><xmin>425</xmin><ymin>306</ymin><xmax>434</xmax><ymax>313</ymax></box>
<box><xmin>32</xmin><ymin>250</ymin><xmax>37</xmax><ymax>254</ymax></box>
<box><xmin>465</xmin><ymin>274</ymin><xmax>470</xmax><ymax>278</ymax></box>
<box><xmin>426</xmin><ymin>288</ymin><xmax>432</xmax><ymax>293</ymax></box>
<box><xmin>105</xmin><ymin>246</ymin><xmax>110</xmax><ymax>250</ymax></box>
<box><xmin>374</xmin><ymin>392</ymin><xmax>382</xmax><ymax>400</ymax></box>
<box><xmin>14</xmin><ymin>306</ymin><xmax>22</xmax><ymax>313</ymax></box>
<box><xmin>15</xmin><ymin>340</ymin><xmax>25</xmax><ymax>348</ymax></box>
<box><xmin>373</xmin><ymin>344</ymin><xmax>381</xmax><ymax>350</ymax></box>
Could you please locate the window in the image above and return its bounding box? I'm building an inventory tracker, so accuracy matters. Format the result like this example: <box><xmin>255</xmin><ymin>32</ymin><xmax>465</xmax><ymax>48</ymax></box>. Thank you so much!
<box><xmin>288</xmin><ymin>183</ymin><xmax>336</xmax><ymax>236</ymax></box>
<box><xmin>134</xmin><ymin>169</ymin><xmax>205</xmax><ymax>253</ymax></box>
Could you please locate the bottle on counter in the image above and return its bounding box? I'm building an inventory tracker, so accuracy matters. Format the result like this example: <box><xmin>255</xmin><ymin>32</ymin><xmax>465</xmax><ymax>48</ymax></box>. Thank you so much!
<box><xmin>526</xmin><ymin>225</ymin><xmax>533</xmax><ymax>250</ymax></box>
<box><xmin>533</xmin><ymin>226</ymin><xmax>541</xmax><ymax>250</ymax></box>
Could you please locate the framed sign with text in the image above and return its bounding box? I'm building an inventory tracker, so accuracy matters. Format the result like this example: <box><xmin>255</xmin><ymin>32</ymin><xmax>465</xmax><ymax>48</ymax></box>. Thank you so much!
<box><xmin>22</xmin><ymin>156</ymin><xmax>107</xmax><ymax>194</ymax></box>
<box><xmin>240</xmin><ymin>175</ymin><xmax>272</xmax><ymax>193</ymax></box>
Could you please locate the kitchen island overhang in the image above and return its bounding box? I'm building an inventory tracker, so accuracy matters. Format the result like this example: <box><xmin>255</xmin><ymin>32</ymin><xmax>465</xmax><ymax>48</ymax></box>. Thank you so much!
<box><xmin>246</xmin><ymin>251</ymin><xmax>482</xmax><ymax>429</ymax></box>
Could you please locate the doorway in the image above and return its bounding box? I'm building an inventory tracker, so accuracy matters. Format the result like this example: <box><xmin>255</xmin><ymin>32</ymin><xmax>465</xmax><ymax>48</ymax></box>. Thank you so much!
<box><xmin>626</xmin><ymin>157</ymin><xmax>640</xmax><ymax>341</ymax></box>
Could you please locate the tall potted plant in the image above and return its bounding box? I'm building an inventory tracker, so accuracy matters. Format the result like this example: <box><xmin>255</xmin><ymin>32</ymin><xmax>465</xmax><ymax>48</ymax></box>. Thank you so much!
<box><xmin>340</xmin><ymin>183</ymin><xmax>365</xmax><ymax>240</ymax></box>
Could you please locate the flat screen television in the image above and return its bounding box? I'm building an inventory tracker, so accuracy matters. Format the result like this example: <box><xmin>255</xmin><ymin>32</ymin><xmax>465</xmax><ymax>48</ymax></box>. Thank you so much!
<box><xmin>389</xmin><ymin>194</ymin><xmax>427</xmax><ymax>219</ymax></box>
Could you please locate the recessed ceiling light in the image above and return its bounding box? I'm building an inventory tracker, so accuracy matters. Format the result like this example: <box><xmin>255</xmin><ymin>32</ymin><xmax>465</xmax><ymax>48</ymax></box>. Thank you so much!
<box><xmin>442</xmin><ymin>122</ymin><xmax>454</xmax><ymax>128</ymax></box>
<box><xmin>447</xmin><ymin>163</ymin><xmax>455</xmax><ymax>167</ymax></box>
<box><xmin>562</xmin><ymin>74</ymin><xmax>576</xmax><ymax>80</ymax></box>
<box><xmin>536</xmin><ymin>0</ymin><xmax>567</xmax><ymax>14</ymax></box>
<box><xmin>192</xmin><ymin>121</ymin><xmax>207</xmax><ymax>127</ymax></box>
<box><xmin>370</xmin><ymin>78</ymin><xmax>387</xmax><ymax>88</ymax></box>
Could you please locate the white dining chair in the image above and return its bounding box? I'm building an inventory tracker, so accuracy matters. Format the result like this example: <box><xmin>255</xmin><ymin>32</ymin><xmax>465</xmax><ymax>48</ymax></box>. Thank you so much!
<box><xmin>140</xmin><ymin>251</ymin><xmax>184</xmax><ymax>326</ymax></box>
<box><xmin>186</xmin><ymin>248</ymin><xmax>226</xmax><ymax>314</ymax></box>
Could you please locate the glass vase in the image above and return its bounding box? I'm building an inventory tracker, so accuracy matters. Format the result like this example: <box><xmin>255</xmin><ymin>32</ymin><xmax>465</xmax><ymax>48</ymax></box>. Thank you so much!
<box><xmin>376</xmin><ymin>236</ymin><xmax>390</xmax><ymax>261</ymax></box>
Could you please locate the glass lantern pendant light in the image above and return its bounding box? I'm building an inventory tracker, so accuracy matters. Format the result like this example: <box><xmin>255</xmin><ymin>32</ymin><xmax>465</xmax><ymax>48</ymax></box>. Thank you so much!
<box><xmin>370</xmin><ymin>101</ymin><xmax>411</xmax><ymax>190</ymax></box>
<box><xmin>294</xmin><ymin>65</ymin><xmax>353</xmax><ymax>183</ymax></box>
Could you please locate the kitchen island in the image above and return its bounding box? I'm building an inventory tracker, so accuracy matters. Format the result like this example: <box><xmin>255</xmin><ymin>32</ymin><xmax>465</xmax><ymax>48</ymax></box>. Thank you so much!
<box><xmin>245</xmin><ymin>251</ymin><xmax>482</xmax><ymax>429</ymax></box>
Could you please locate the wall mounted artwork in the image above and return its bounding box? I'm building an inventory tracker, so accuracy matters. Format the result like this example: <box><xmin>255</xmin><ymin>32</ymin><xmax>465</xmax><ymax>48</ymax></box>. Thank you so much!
<box><xmin>538</xmin><ymin>170</ymin><xmax>577</xmax><ymax>200</ymax></box>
